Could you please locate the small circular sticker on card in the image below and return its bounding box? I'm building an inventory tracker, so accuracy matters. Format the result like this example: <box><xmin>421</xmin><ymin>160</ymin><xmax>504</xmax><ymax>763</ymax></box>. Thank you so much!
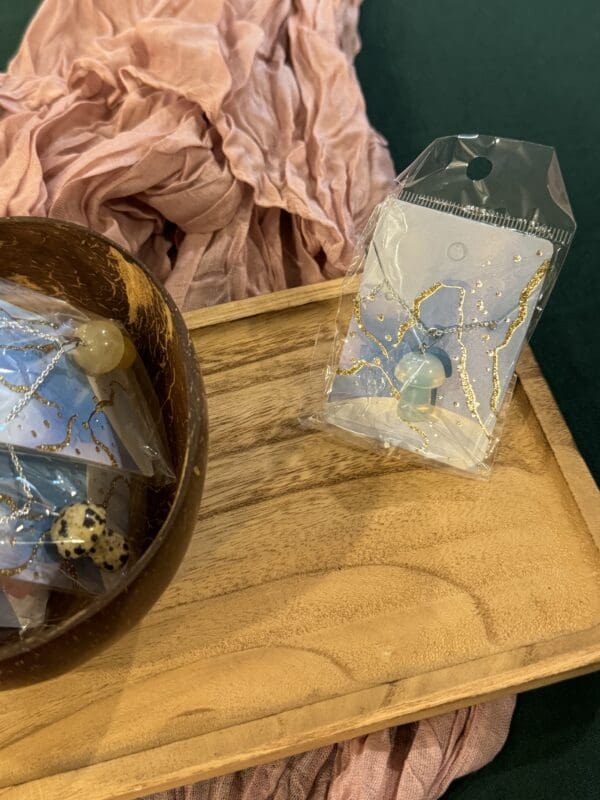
<box><xmin>447</xmin><ymin>242</ymin><xmax>467</xmax><ymax>261</ymax></box>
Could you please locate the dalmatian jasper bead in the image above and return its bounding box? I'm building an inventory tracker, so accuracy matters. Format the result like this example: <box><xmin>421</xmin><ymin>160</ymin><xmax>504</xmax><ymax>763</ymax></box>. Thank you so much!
<box><xmin>91</xmin><ymin>529</ymin><xmax>130</xmax><ymax>572</ymax></box>
<box><xmin>50</xmin><ymin>503</ymin><xmax>107</xmax><ymax>560</ymax></box>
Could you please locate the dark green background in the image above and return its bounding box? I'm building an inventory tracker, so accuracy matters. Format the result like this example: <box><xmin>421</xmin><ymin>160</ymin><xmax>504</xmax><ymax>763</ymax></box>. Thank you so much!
<box><xmin>1</xmin><ymin>1</ymin><xmax>598</xmax><ymax>797</ymax></box>
<box><xmin>354</xmin><ymin>6</ymin><xmax>600</xmax><ymax>794</ymax></box>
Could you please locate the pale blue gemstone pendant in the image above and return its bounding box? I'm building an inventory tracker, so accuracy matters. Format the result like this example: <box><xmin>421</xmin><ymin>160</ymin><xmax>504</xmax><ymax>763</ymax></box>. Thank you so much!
<box><xmin>394</xmin><ymin>351</ymin><xmax>446</xmax><ymax>421</ymax></box>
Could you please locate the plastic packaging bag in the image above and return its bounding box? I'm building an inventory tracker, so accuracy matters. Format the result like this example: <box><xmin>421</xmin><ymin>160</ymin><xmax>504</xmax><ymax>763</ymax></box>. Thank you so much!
<box><xmin>305</xmin><ymin>135</ymin><xmax>576</xmax><ymax>476</ymax></box>
<box><xmin>0</xmin><ymin>450</ymin><xmax>141</xmax><ymax>632</ymax></box>
<box><xmin>0</xmin><ymin>580</ymin><xmax>49</xmax><ymax>633</ymax></box>
<box><xmin>0</xmin><ymin>279</ymin><xmax>173</xmax><ymax>480</ymax></box>
<box><xmin>0</xmin><ymin>277</ymin><xmax>171</xmax><ymax>633</ymax></box>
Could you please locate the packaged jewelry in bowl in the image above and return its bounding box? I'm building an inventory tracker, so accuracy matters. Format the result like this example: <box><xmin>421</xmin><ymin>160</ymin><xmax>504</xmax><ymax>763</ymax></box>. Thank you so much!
<box><xmin>304</xmin><ymin>135</ymin><xmax>576</xmax><ymax>476</ymax></box>
<box><xmin>0</xmin><ymin>278</ymin><xmax>174</xmax><ymax>635</ymax></box>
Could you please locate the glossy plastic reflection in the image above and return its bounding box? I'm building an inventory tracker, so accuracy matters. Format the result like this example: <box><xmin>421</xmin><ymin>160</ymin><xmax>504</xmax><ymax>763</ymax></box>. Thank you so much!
<box><xmin>0</xmin><ymin>218</ymin><xmax>208</xmax><ymax>687</ymax></box>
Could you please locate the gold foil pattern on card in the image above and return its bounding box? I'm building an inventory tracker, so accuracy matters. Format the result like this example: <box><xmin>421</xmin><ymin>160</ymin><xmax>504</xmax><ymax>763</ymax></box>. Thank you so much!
<box><xmin>0</xmin><ymin>374</ymin><xmax>59</xmax><ymax>409</ymax></box>
<box><xmin>353</xmin><ymin>294</ymin><xmax>389</xmax><ymax>358</ymax></box>
<box><xmin>0</xmin><ymin>537</ymin><xmax>46</xmax><ymax>577</ymax></box>
<box><xmin>490</xmin><ymin>260</ymin><xmax>549</xmax><ymax>412</ymax></box>
<box><xmin>37</xmin><ymin>414</ymin><xmax>77</xmax><ymax>452</ymax></box>
<box><xmin>337</xmin><ymin>359</ymin><xmax>400</xmax><ymax>398</ymax></box>
<box><xmin>394</xmin><ymin>283</ymin><xmax>442</xmax><ymax>347</ymax></box>
<box><xmin>446</xmin><ymin>282</ymin><xmax>491</xmax><ymax>437</ymax></box>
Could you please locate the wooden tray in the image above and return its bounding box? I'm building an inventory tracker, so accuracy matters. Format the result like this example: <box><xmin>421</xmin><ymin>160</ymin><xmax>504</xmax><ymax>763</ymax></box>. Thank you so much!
<box><xmin>1</xmin><ymin>280</ymin><xmax>599</xmax><ymax>800</ymax></box>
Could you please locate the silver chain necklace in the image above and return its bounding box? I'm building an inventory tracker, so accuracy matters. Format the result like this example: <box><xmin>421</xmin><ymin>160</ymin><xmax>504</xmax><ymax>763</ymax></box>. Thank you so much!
<box><xmin>0</xmin><ymin>316</ymin><xmax>77</xmax><ymax>528</ymax></box>
<box><xmin>370</xmin><ymin>240</ymin><xmax>506</xmax><ymax>347</ymax></box>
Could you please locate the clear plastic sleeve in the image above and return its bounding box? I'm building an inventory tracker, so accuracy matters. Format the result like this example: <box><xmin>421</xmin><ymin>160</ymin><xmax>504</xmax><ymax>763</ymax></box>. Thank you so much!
<box><xmin>0</xmin><ymin>277</ymin><xmax>171</xmax><ymax>634</ymax></box>
<box><xmin>0</xmin><ymin>278</ymin><xmax>173</xmax><ymax>480</ymax></box>
<box><xmin>303</xmin><ymin>135</ymin><xmax>576</xmax><ymax>477</ymax></box>
<box><xmin>0</xmin><ymin>450</ymin><xmax>144</xmax><ymax>633</ymax></box>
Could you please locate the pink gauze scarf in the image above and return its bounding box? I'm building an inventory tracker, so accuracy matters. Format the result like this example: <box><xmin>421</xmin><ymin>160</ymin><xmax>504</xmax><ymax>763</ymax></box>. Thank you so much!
<box><xmin>0</xmin><ymin>0</ymin><xmax>396</xmax><ymax>310</ymax></box>
<box><xmin>140</xmin><ymin>697</ymin><xmax>516</xmax><ymax>800</ymax></box>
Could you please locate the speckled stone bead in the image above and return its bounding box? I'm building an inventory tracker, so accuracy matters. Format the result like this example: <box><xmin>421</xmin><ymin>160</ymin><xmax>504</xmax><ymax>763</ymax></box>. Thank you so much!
<box><xmin>91</xmin><ymin>529</ymin><xmax>130</xmax><ymax>572</ymax></box>
<box><xmin>50</xmin><ymin>503</ymin><xmax>107</xmax><ymax>560</ymax></box>
<box><xmin>71</xmin><ymin>320</ymin><xmax>125</xmax><ymax>376</ymax></box>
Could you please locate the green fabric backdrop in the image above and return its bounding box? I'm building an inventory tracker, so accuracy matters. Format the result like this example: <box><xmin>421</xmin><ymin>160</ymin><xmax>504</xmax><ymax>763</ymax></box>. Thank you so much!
<box><xmin>1</xmin><ymin>1</ymin><xmax>598</xmax><ymax>797</ymax></box>
<box><xmin>354</xmin><ymin>5</ymin><xmax>600</xmax><ymax>796</ymax></box>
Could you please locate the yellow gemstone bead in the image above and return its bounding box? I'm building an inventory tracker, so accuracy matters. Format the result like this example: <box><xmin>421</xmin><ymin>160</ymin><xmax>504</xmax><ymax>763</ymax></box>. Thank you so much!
<box><xmin>118</xmin><ymin>335</ymin><xmax>138</xmax><ymax>370</ymax></box>
<box><xmin>71</xmin><ymin>320</ymin><xmax>125</xmax><ymax>376</ymax></box>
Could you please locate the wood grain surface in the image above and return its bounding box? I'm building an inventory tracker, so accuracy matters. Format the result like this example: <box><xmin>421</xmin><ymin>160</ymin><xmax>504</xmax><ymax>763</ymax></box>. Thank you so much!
<box><xmin>1</xmin><ymin>280</ymin><xmax>599</xmax><ymax>800</ymax></box>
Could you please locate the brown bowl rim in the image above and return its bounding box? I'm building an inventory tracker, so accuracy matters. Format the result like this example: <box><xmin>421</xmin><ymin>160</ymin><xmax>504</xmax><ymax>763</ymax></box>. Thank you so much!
<box><xmin>0</xmin><ymin>216</ymin><xmax>206</xmax><ymax>660</ymax></box>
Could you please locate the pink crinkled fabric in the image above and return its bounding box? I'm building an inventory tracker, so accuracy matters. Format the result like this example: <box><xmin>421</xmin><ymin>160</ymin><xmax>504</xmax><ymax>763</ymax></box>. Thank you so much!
<box><xmin>140</xmin><ymin>697</ymin><xmax>516</xmax><ymax>800</ymax></box>
<box><xmin>0</xmin><ymin>0</ymin><xmax>395</xmax><ymax>309</ymax></box>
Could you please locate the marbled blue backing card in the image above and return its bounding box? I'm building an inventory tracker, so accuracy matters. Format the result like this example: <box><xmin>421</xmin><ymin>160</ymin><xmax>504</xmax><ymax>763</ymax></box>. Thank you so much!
<box><xmin>0</xmin><ymin>450</ymin><xmax>92</xmax><ymax>591</ymax></box>
<box><xmin>327</xmin><ymin>199</ymin><xmax>554</xmax><ymax>472</ymax></box>
<box><xmin>0</xmin><ymin>450</ymin><xmax>131</xmax><ymax>594</ymax></box>
<box><xmin>0</xmin><ymin>293</ymin><xmax>165</xmax><ymax>477</ymax></box>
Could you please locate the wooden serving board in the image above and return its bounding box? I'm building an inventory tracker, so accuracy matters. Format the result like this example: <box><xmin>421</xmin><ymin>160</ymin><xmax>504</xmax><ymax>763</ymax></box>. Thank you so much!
<box><xmin>1</xmin><ymin>279</ymin><xmax>599</xmax><ymax>800</ymax></box>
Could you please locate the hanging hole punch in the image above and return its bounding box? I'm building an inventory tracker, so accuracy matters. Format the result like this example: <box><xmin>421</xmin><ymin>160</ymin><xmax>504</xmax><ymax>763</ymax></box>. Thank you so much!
<box><xmin>466</xmin><ymin>156</ymin><xmax>493</xmax><ymax>181</ymax></box>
